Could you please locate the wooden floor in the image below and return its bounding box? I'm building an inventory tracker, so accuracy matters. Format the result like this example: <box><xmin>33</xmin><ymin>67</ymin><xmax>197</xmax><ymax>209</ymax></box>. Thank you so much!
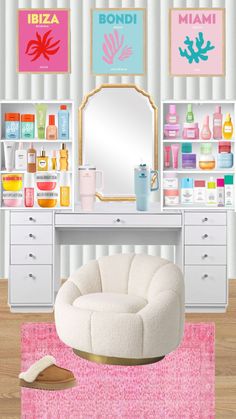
<box><xmin>0</xmin><ymin>280</ymin><xmax>236</xmax><ymax>419</ymax></box>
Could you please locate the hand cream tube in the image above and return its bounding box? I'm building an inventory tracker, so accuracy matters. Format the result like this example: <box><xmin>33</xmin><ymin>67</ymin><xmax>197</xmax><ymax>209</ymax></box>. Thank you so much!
<box><xmin>164</xmin><ymin>146</ymin><xmax>171</xmax><ymax>168</ymax></box>
<box><xmin>171</xmin><ymin>144</ymin><xmax>179</xmax><ymax>169</ymax></box>
<box><xmin>4</xmin><ymin>141</ymin><xmax>15</xmax><ymax>171</ymax></box>
<box><xmin>35</xmin><ymin>104</ymin><xmax>47</xmax><ymax>139</ymax></box>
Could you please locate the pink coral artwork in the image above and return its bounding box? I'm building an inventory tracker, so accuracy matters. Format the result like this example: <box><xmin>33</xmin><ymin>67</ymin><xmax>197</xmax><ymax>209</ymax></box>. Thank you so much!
<box><xmin>102</xmin><ymin>30</ymin><xmax>132</xmax><ymax>65</ymax></box>
<box><xmin>21</xmin><ymin>322</ymin><xmax>215</xmax><ymax>418</ymax></box>
<box><xmin>18</xmin><ymin>9</ymin><xmax>70</xmax><ymax>73</ymax></box>
<box><xmin>170</xmin><ymin>8</ymin><xmax>225</xmax><ymax>76</ymax></box>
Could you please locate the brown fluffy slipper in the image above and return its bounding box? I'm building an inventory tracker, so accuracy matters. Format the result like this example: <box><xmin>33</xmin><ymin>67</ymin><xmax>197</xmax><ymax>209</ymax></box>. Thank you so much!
<box><xmin>19</xmin><ymin>355</ymin><xmax>77</xmax><ymax>391</ymax></box>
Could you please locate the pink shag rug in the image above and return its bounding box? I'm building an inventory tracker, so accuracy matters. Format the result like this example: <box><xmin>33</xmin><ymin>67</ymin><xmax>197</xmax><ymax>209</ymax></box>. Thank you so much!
<box><xmin>21</xmin><ymin>323</ymin><xmax>215</xmax><ymax>419</ymax></box>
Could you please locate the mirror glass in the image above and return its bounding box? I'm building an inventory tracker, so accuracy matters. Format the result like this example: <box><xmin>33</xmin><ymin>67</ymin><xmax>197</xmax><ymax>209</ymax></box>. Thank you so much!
<box><xmin>80</xmin><ymin>85</ymin><xmax>157</xmax><ymax>199</ymax></box>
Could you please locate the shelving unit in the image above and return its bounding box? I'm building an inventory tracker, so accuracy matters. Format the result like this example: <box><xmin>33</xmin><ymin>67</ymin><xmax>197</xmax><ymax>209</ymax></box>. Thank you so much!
<box><xmin>161</xmin><ymin>101</ymin><xmax>235</xmax><ymax>211</ymax></box>
<box><xmin>0</xmin><ymin>101</ymin><xmax>74</xmax><ymax>210</ymax></box>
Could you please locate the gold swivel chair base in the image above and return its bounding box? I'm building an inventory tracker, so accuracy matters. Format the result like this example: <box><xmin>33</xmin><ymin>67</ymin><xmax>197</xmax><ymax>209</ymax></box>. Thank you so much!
<box><xmin>73</xmin><ymin>349</ymin><xmax>165</xmax><ymax>366</ymax></box>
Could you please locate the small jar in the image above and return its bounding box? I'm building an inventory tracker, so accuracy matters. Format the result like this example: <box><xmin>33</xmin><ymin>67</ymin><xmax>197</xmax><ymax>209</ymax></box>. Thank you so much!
<box><xmin>37</xmin><ymin>191</ymin><xmax>58</xmax><ymax>208</ymax></box>
<box><xmin>199</xmin><ymin>143</ymin><xmax>215</xmax><ymax>170</ymax></box>
<box><xmin>163</xmin><ymin>172</ymin><xmax>178</xmax><ymax>190</ymax></box>
<box><xmin>164</xmin><ymin>124</ymin><xmax>180</xmax><ymax>139</ymax></box>
<box><xmin>217</xmin><ymin>153</ymin><xmax>233</xmax><ymax>169</ymax></box>
<box><xmin>21</xmin><ymin>114</ymin><xmax>35</xmax><ymax>139</ymax></box>
<box><xmin>5</xmin><ymin>113</ymin><xmax>20</xmax><ymax>139</ymax></box>
<box><xmin>164</xmin><ymin>189</ymin><xmax>179</xmax><ymax>206</ymax></box>
<box><xmin>3</xmin><ymin>191</ymin><xmax>23</xmax><ymax>207</ymax></box>
<box><xmin>182</xmin><ymin>123</ymin><xmax>199</xmax><ymax>140</ymax></box>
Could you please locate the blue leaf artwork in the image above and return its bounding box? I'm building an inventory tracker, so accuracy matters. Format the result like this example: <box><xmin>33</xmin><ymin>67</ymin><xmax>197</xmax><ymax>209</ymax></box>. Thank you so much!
<box><xmin>179</xmin><ymin>32</ymin><xmax>215</xmax><ymax>64</ymax></box>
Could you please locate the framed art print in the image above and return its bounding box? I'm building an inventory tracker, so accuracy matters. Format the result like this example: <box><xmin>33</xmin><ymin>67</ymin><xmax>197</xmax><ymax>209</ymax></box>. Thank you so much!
<box><xmin>18</xmin><ymin>9</ymin><xmax>70</xmax><ymax>73</ymax></box>
<box><xmin>91</xmin><ymin>8</ymin><xmax>146</xmax><ymax>75</ymax></box>
<box><xmin>169</xmin><ymin>8</ymin><xmax>225</xmax><ymax>77</ymax></box>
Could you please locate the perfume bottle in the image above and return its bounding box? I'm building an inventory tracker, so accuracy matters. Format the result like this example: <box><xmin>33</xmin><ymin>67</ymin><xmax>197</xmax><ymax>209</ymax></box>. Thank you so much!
<box><xmin>37</xmin><ymin>148</ymin><xmax>48</xmax><ymax>171</ymax></box>
<box><xmin>51</xmin><ymin>150</ymin><xmax>57</xmax><ymax>171</ymax></box>
<box><xmin>223</xmin><ymin>113</ymin><xmax>233</xmax><ymax>140</ymax></box>
<box><xmin>46</xmin><ymin>115</ymin><xmax>57</xmax><ymax>140</ymax></box>
<box><xmin>59</xmin><ymin>143</ymin><xmax>68</xmax><ymax>171</ymax></box>
<box><xmin>60</xmin><ymin>172</ymin><xmax>70</xmax><ymax>207</ymax></box>
<box><xmin>27</xmin><ymin>143</ymin><xmax>36</xmax><ymax>173</ymax></box>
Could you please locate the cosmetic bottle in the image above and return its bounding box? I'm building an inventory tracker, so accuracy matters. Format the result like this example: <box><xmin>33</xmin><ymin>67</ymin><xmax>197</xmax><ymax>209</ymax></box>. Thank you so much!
<box><xmin>217</xmin><ymin>178</ymin><xmax>225</xmax><ymax>207</ymax></box>
<box><xmin>166</xmin><ymin>104</ymin><xmax>179</xmax><ymax>124</ymax></box>
<box><xmin>163</xmin><ymin>172</ymin><xmax>178</xmax><ymax>190</ymax></box>
<box><xmin>171</xmin><ymin>144</ymin><xmax>179</xmax><ymax>169</ymax></box>
<box><xmin>58</xmin><ymin>105</ymin><xmax>69</xmax><ymax>140</ymax></box>
<box><xmin>186</xmin><ymin>104</ymin><xmax>194</xmax><ymax>123</ymax></box>
<box><xmin>60</xmin><ymin>143</ymin><xmax>68</xmax><ymax>171</ymax></box>
<box><xmin>60</xmin><ymin>172</ymin><xmax>70</xmax><ymax>207</ymax></box>
<box><xmin>46</xmin><ymin>115</ymin><xmax>57</xmax><ymax>140</ymax></box>
<box><xmin>37</xmin><ymin>148</ymin><xmax>48</xmax><ymax>171</ymax></box>
<box><xmin>199</xmin><ymin>143</ymin><xmax>215</xmax><ymax>170</ymax></box>
<box><xmin>224</xmin><ymin>175</ymin><xmax>234</xmax><ymax>207</ymax></box>
<box><xmin>21</xmin><ymin>114</ymin><xmax>35</xmax><ymax>139</ymax></box>
<box><xmin>206</xmin><ymin>178</ymin><xmax>217</xmax><ymax>205</ymax></box>
<box><xmin>24</xmin><ymin>172</ymin><xmax>34</xmax><ymax>208</ymax></box>
<box><xmin>51</xmin><ymin>150</ymin><xmax>57</xmax><ymax>171</ymax></box>
<box><xmin>4</xmin><ymin>142</ymin><xmax>15</xmax><ymax>171</ymax></box>
<box><xmin>194</xmin><ymin>180</ymin><xmax>206</xmax><ymax>204</ymax></box>
<box><xmin>164</xmin><ymin>146</ymin><xmax>171</xmax><ymax>168</ymax></box>
<box><xmin>223</xmin><ymin>113</ymin><xmax>233</xmax><ymax>140</ymax></box>
<box><xmin>181</xmin><ymin>178</ymin><xmax>194</xmax><ymax>204</ymax></box>
<box><xmin>15</xmin><ymin>142</ymin><xmax>27</xmax><ymax>170</ymax></box>
<box><xmin>27</xmin><ymin>143</ymin><xmax>36</xmax><ymax>173</ymax></box>
<box><xmin>5</xmin><ymin>113</ymin><xmax>20</xmax><ymax>139</ymax></box>
<box><xmin>201</xmin><ymin>115</ymin><xmax>212</xmax><ymax>140</ymax></box>
<box><xmin>35</xmin><ymin>104</ymin><xmax>47</xmax><ymax>139</ymax></box>
<box><xmin>213</xmin><ymin>106</ymin><xmax>223</xmax><ymax>139</ymax></box>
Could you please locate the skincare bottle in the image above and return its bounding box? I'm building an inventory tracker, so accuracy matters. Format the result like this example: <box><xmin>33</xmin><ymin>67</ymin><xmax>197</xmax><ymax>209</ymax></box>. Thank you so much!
<box><xmin>4</xmin><ymin>141</ymin><xmax>15</xmax><ymax>171</ymax></box>
<box><xmin>213</xmin><ymin>106</ymin><xmax>223</xmax><ymax>139</ymax></box>
<box><xmin>224</xmin><ymin>175</ymin><xmax>234</xmax><ymax>207</ymax></box>
<box><xmin>194</xmin><ymin>180</ymin><xmax>206</xmax><ymax>204</ymax></box>
<box><xmin>51</xmin><ymin>150</ymin><xmax>57</xmax><ymax>171</ymax></box>
<box><xmin>171</xmin><ymin>144</ymin><xmax>179</xmax><ymax>169</ymax></box>
<box><xmin>15</xmin><ymin>142</ymin><xmax>27</xmax><ymax>170</ymax></box>
<box><xmin>217</xmin><ymin>178</ymin><xmax>225</xmax><ymax>207</ymax></box>
<box><xmin>166</xmin><ymin>104</ymin><xmax>179</xmax><ymax>124</ymax></box>
<box><xmin>186</xmin><ymin>104</ymin><xmax>194</xmax><ymax>123</ymax></box>
<box><xmin>164</xmin><ymin>146</ymin><xmax>171</xmax><ymax>168</ymax></box>
<box><xmin>5</xmin><ymin>113</ymin><xmax>20</xmax><ymax>139</ymax></box>
<box><xmin>35</xmin><ymin>104</ymin><xmax>47</xmax><ymax>139</ymax></box>
<box><xmin>46</xmin><ymin>115</ymin><xmax>57</xmax><ymax>140</ymax></box>
<box><xmin>206</xmin><ymin>178</ymin><xmax>217</xmax><ymax>205</ymax></box>
<box><xmin>24</xmin><ymin>172</ymin><xmax>34</xmax><ymax>208</ymax></box>
<box><xmin>199</xmin><ymin>143</ymin><xmax>215</xmax><ymax>170</ymax></box>
<box><xmin>58</xmin><ymin>105</ymin><xmax>69</xmax><ymax>140</ymax></box>
<box><xmin>37</xmin><ymin>148</ymin><xmax>48</xmax><ymax>171</ymax></box>
<box><xmin>60</xmin><ymin>172</ymin><xmax>70</xmax><ymax>207</ymax></box>
<box><xmin>27</xmin><ymin>143</ymin><xmax>36</xmax><ymax>173</ymax></box>
<box><xmin>223</xmin><ymin>113</ymin><xmax>233</xmax><ymax>140</ymax></box>
<box><xmin>60</xmin><ymin>143</ymin><xmax>68</xmax><ymax>171</ymax></box>
<box><xmin>201</xmin><ymin>115</ymin><xmax>212</xmax><ymax>140</ymax></box>
<box><xmin>181</xmin><ymin>178</ymin><xmax>194</xmax><ymax>204</ymax></box>
<box><xmin>21</xmin><ymin>114</ymin><xmax>35</xmax><ymax>139</ymax></box>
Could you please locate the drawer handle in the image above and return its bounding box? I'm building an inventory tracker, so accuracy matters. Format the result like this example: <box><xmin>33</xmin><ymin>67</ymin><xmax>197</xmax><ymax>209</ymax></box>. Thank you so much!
<box><xmin>28</xmin><ymin>273</ymin><xmax>35</xmax><ymax>279</ymax></box>
<box><xmin>202</xmin><ymin>254</ymin><xmax>208</xmax><ymax>259</ymax></box>
<box><xmin>28</xmin><ymin>253</ymin><xmax>34</xmax><ymax>258</ymax></box>
<box><xmin>202</xmin><ymin>217</ymin><xmax>208</xmax><ymax>223</ymax></box>
<box><xmin>115</xmin><ymin>218</ymin><xmax>121</xmax><ymax>223</ymax></box>
<box><xmin>29</xmin><ymin>233</ymin><xmax>35</xmax><ymax>238</ymax></box>
<box><xmin>202</xmin><ymin>234</ymin><xmax>208</xmax><ymax>239</ymax></box>
<box><xmin>202</xmin><ymin>274</ymin><xmax>208</xmax><ymax>279</ymax></box>
<box><xmin>29</xmin><ymin>217</ymin><xmax>35</xmax><ymax>222</ymax></box>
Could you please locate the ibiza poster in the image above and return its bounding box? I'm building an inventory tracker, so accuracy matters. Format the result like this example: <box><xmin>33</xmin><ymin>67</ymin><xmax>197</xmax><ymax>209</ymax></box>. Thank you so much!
<box><xmin>18</xmin><ymin>9</ymin><xmax>70</xmax><ymax>73</ymax></box>
<box><xmin>91</xmin><ymin>9</ymin><xmax>146</xmax><ymax>75</ymax></box>
<box><xmin>169</xmin><ymin>8</ymin><xmax>225</xmax><ymax>77</ymax></box>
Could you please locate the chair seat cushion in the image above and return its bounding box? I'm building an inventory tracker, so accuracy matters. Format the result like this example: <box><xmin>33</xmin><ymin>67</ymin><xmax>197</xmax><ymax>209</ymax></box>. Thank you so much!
<box><xmin>73</xmin><ymin>292</ymin><xmax>147</xmax><ymax>314</ymax></box>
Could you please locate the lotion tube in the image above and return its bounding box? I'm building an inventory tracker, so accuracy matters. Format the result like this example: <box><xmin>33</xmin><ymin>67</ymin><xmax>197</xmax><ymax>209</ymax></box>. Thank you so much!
<box><xmin>171</xmin><ymin>144</ymin><xmax>179</xmax><ymax>169</ymax></box>
<box><xmin>4</xmin><ymin>141</ymin><xmax>15</xmax><ymax>171</ymax></box>
<box><xmin>35</xmin><ymin>104</ymin><xmax>47</xmax><ymax>139</ymax></box>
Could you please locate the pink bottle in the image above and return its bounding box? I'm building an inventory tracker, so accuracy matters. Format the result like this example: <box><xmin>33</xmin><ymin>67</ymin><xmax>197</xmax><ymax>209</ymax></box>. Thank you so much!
<box><xmin>201</xmin><ymin>115</ymin><xmax>212</xmax><ymax>140</ymax></box>
<box><xmin>166</xmin><ymin>104</ymin><xmax>179</xmax><ymax>124</ymax></box>
<box><xmin>213</xmin><ymin>106</ymin><xmax>223</xmax><ymax>139</ymax></box>
<box><xmin>79</xmin><ymin>165</ymin><xmax>104</xmax><ymax>211</ymax></box>
<box><xmin>24</xmin><ymin>173</ymin><xmax>34</xmax><ymax>207</ymax></box>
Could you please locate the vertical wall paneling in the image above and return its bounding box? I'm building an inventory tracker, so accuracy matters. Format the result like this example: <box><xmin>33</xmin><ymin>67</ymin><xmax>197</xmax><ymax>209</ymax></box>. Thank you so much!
<box><xmin>186</xmin><ymin>0</ymin><xmax>199</xmax><ymax>100</ymax></box>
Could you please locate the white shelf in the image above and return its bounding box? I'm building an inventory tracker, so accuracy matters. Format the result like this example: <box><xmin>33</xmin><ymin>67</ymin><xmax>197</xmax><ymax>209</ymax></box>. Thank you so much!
<box><xmin>163</xmin><ymin>139</ymin><xmax>234</xmax><ymax>143</ymax></box>
<box><xmin>0</xmin><ymin>139</ymin><xmax>72</xmax><ymax>143</ymax></box>
<box><xmin>163</xmin><ymin>170</ymin><xmax>234</xmax><ymax>174</ymax></box>
<box><xmin>0</xmin><ymin>170</ymin><xmax>72</xmax><ymax>174</ymax></box>
<box><xmin>163</xmin><ymin>205</ymin><xmax>233</xmax><ymax>210</ymax></box>
<box><xmin>0</xmin><ymin>207</ymin><xmax>73</xmax><ymax>211</ymax></box>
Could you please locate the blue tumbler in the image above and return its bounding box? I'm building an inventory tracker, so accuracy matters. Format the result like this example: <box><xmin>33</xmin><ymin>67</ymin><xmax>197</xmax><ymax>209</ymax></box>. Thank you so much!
<box><xmin>134</xmin><ymin>164</ymin><xmax>159</xmax><ymax>211</ymax></box>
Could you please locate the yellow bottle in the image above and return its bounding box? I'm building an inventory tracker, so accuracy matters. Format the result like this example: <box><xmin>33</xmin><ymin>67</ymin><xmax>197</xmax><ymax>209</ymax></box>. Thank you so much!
<box><xmin>223</xmin><ymin>113</ymin><xmax>233</xmax><ymax>140</ymax></box>
<box><xmin>37</xmin><ymin>148</ymin><xmax>48</xmax><ymax>171</ymax></box>
<box><xmin>59</xmin><ymin>143</ymin><xmax>68</xmax><ymax>171</ymax></box>
<box><xmin>51</xmin><ymin>150</ymin><xmax>57</xmax><ymax>171</ymax></box>
<box><xmin>60</xmin><ymin>172</ymin><xmax>70</xmax><ymax>207</ymax></box>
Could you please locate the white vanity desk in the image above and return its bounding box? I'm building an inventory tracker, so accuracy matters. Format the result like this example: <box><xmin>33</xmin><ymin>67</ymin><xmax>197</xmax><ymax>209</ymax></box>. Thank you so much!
<box><xmin>9</xmin><ymin>204</ymin><xmax>228</xmax><ymax>314</ymax></box>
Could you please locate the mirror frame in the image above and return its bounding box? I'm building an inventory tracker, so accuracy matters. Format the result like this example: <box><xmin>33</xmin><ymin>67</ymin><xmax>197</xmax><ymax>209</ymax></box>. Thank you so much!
<box><xmin>78</xmin><ymin>84</ymin><xmax>158</xmax><ymax>201</ymax></box>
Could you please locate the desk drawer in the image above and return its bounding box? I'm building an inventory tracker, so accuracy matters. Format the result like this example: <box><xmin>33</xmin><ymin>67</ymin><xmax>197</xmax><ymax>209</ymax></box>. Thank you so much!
<box><xmin>11</xmin><ymin>245</ymin><xmax>52</xmax><ymax>265</ymax></box>
<box><xmin>11</xmin><ymin>211</ymin><xmax>53</xmax><ymax>225</ymax></box>
<box><xmin>184</xmin><ymin>212</ymin><xmax>226</xmax><ymax>226</ymax></box>
<box><xmin>185</xmin><ymin>226</ymin><xmax>226</xmax><ymax>245</ymax></box>
<box><xmin>9</xmin><ymin>265</ymin><xmax>52</xmax><ymax>304</ymax></box>
<box><xmin>10</xmin><ymin>226</ymin><xmax>53</xmax><ymax>245</ymax></box>
<box><xmin>185</xmin><ymin>265</ymin><xmax>227</xmax><ymax>305</ymax></box>
<box><xmin>55</xmin><ymin>213</ymin><xmax>182</xmax><ymax>227</ymax></box>
<box><xmin>185</xmin><ymin>246</ymin><xmax>227</xmax><ymax>265</ymax></box>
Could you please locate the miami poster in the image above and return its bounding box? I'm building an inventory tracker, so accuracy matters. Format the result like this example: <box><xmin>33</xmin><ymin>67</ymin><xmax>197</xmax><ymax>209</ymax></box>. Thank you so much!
<box><xmin>170</xmin><ymin>8</ymin><xmax>225</xmax><ymax>76</ymax></box>
<box><xmin>18</xmin><ymin>9</ymin><xmax>70</xmax><ymax>73</ymax></box>
<box><xmin>92</xmin><ymin>9</ymin><xmax>146</xmax><ymax>75</ymax></box>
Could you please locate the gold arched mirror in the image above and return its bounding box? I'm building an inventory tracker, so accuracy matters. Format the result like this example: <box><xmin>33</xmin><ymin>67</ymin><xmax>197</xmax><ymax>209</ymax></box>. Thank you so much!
<box><xmin>79</xmin><ymin>84</ymin><xmax>158</xmax><ymax>201</ymax></box>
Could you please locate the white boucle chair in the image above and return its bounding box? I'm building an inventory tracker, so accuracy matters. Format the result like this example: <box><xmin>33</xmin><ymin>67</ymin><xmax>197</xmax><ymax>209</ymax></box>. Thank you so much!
<box><xmin>55</xmin><ymin>253</ymin><xmax>185</xmax><ymax>365</ymax></box>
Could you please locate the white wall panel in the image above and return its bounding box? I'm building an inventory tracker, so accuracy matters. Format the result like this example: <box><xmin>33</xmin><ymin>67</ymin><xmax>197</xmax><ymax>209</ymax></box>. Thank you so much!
<box><xmin>0</xmin><ymin>0</ymin><xmax>236</xmax><ymax>278</ymax></box>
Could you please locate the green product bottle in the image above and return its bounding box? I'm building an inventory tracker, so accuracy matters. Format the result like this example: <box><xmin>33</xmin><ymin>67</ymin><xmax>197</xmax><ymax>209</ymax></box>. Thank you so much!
<box><xmin>186</xmin><ymin>104</ymin><xmax>194</xmax><ymax>123</ymax></box>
